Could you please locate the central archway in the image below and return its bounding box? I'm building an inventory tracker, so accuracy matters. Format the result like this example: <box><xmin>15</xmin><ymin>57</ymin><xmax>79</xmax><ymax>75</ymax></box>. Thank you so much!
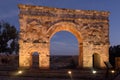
<box><xmin>50</xmin><ymin>31</ymin><xmax>79</xmax><ymax>69</ymax></box>
<box><xmin>50</xmin><ymin>31</ymin><xmax>79</xmax><ymax>55</ymax></box>
<box><xmin>47</xmin><ymin>22</ymin><xmax>83</xmax><ymax>68</ymax></box>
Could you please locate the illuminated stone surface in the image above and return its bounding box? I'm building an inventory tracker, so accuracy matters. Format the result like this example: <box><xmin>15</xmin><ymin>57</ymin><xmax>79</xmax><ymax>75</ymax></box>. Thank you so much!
<box><xmin>18</xmin><ymin>4</ymin><xmax>110</xmax><ymax>69</ymax></box>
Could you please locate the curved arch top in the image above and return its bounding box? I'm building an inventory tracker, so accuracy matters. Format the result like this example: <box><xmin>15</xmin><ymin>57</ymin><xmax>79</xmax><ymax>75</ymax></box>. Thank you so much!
<box><xmin>47</xmin><ymin>22</ymin><xmax>83</xmax><ymax>43</ymax></box>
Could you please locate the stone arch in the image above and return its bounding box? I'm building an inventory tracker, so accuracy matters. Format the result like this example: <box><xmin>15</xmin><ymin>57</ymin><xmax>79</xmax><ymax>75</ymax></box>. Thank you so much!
<box><xmin>19</xmin><ymin>44</ymin><xmax>49</xmax><ymax>69</ymax></box>
<box><xmin>47</xmin><ymin>22</ymin><xmax>82</xmax><ymax>42</ymax></box>
<box><xmin>32</xmin><ymin>52</ymin><xmax>39</xmax><ymax>68</ymax></box>
<box><xmin>93</xmin><ymin>53</ymin><xmax>100</xmax><ymax>68</ymax></box>
<box><xmin>21</xmin><ymin>47</ymin><xmax>41</xmax><ymax>68</ymax></box>
<box><xmin>47</xmin><ymin>21</ymin><xmax>83</xmax><ymax>67</ymax></box>
<box><xmin>18</xmin><ymin>4</ymin><xmax>109</xmax><ymax>69</ymax></box>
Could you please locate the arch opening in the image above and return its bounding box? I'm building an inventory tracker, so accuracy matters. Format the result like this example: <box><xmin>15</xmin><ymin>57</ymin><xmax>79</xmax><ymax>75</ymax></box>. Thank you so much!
<box><xmin>50</xmin><ymin>31</ymin><xmax>79</xmax><ymax>69</ymax></box>
<box><xmin>93</xmin><ymin>53</ymin><xmax>100</xmax><ymax>68</ymax></box>
<box><xmin>32</xmin><ymin>52</ymin><xmax>39</xmax><ymax>69</ymax></box>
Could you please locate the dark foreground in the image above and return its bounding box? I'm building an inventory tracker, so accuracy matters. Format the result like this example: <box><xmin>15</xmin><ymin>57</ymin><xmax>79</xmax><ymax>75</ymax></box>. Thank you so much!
<box><xmin>0</xmin><ymin>66</ymin><xmax>120</xmax><ymax>80</ymax></box>
<box><xmin>0</xmin><ymin>55</ymin><xmax>120</xmax><ymax>80</ymax></box>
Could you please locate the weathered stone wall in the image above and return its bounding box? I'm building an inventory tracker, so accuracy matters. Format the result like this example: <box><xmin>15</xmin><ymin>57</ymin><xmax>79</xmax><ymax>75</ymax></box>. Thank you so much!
<box><xmin>18</xmin><ymin>4</ymin><xmax>110</xmax><ymax>69</ymax></box>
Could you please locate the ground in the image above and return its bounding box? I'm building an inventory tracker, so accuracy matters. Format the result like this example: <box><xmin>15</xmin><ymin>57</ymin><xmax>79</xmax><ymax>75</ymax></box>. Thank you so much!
<box><xmin>0</xmin><ymin>55</ymin><xmax>120</xmax><ymax>80</ymax></box>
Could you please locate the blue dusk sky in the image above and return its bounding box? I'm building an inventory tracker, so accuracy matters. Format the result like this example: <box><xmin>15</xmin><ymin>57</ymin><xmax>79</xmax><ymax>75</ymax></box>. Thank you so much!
<box><xmin>0</xmin><ymin>0</ymin><xmax>120</xmax><ymax>55</ymax></box>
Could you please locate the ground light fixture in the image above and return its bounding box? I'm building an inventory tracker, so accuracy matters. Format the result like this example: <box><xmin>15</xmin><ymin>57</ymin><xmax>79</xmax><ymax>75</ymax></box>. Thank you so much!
<box><xmin>12</xmin><ymin>70</ymin><xmax>24</xmax><ymax>76</ymax></box>
<box><xmin>68</xmin><ymin>70</ymin><xmax>72</xmax><ymax>75</ymax></box>
<box><xmin>18</xmin><ymin>70</ymin><xmax>23</xmax><ymax>74</ymax></box>
<box><xmin>68</xmin><ymin>70</ymin><xmax>73</xmax><ymax>80</ymax></box>
<box><xmin>111</xmin><ymin>70</ymin><xmax>115</xmax><ymax>74</ymax></box>
<box><xmin>92</xmin><ymin>70</ymin><xmax>97</xmax><ymax>74</ymax></box>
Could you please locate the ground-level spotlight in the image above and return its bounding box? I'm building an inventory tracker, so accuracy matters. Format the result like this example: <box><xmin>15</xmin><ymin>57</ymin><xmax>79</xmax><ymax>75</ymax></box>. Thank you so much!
<box><xmin>68</xmin><ymin>70</ymin><xmax>72</xmax><ymax>75</ymax></box>
<box><xmin>18</xmin><ymin>70</ymin><xmax>23</xmax><ymax>74</ymax></box>
<box><xmin>68</xmin><ymin>70</ymin><xmax>73</xmax><ymax>80</ymax></box>
<box><xmin>92</xmin><ymin>70</ymin><xmax>97</xmax><ymax>74</ymax></box>
<box><xmin>111</xmin><ymin>70</ymin><xmax>115</xmax><ymax>74</ymax></box>
<box><xmin>12</xmin><ymin>70</ymin><xmax>24</xmax><ymax>76</ymax></box>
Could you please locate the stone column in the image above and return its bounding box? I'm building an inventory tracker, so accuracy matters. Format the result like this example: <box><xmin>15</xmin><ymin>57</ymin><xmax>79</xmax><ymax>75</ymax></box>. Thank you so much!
<box><xmin>39</xmin><ymin>54</ymin><xmax>49</xmax><ymax>69</ymax></box>
<box><xmin>19</xmin><ymin>51</ymin><xmax>32</xmax><ymax>68</ymax></box>
<box><xmin>39</xmin><ymin>52</ymin><xmax>49</xmax><ymax>69</ymax></box>
<box><xmin>83</xmin><ymin>55</ymin><xmax>93</xmax><ymax>68</ymax></box>
<box><xmin>78</xmin><ymin>43</ymin><xmax>83</xmax><ymax>68</ymax></box>
<box><xmin>100</xmin><ymin>45</ymin><xmax>109</xmax><ymax>68</ymax></box>
<box><xmin>82</xmin><ymin>42</ymin><xmax>93</xmax><ymax>68</ymax></box>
